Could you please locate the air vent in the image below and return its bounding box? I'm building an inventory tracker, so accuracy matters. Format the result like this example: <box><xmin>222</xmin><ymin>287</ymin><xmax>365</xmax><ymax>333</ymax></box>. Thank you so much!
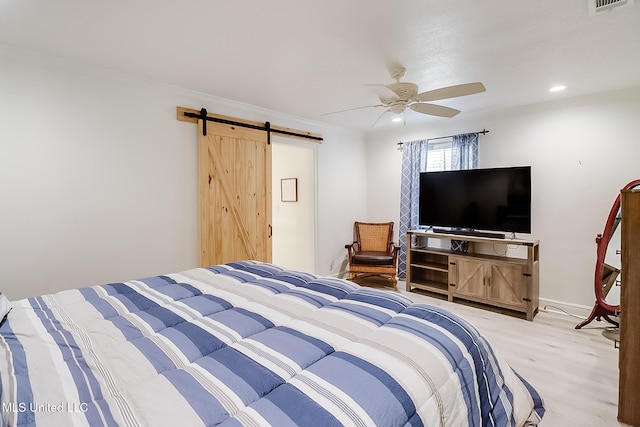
<box><xmin>588</xmin><ymin>0</ymin><xmax>635</xmax><ymax>15</ymax></box>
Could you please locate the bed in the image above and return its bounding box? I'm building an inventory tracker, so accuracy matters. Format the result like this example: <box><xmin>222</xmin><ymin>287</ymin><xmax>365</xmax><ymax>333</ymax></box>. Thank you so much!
<box><xmin>0</xmin><ymin>261</ymin><xmax>544</xmax><ymax>426</ymax></box>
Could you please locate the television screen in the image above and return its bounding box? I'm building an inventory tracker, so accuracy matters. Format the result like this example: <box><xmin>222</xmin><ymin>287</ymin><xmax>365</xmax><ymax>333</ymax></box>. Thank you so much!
<box><xmin>419</xmin><ymin>166</ymin><xmax>531</xmax><ymax>234</ymax></box>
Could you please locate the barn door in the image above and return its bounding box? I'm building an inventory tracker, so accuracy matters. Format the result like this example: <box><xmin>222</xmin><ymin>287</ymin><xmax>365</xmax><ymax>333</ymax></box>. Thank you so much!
<box><xmin>198</xmin><ymin>119</ymin><xmax>272</xmax><ymax>266</ymax></box>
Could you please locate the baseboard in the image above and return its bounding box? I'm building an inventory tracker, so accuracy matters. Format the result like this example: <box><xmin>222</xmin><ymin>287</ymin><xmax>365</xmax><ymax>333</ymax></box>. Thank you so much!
<box><xmin>538</xmin><ymin>297</ymin><xmax>592</xmax><ymax>319</ymax></box>
<box><xmin>327</xmin><ymin>269</ymin><xmax>350</xmax><ymax>279</ymax></box>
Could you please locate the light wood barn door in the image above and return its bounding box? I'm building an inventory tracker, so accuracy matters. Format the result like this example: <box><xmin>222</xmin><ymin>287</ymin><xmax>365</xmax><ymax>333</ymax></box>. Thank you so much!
<box><xmin>198</xmin><ymin>120</ymin><xmax>272</xmax><ymax>266</ymax></box>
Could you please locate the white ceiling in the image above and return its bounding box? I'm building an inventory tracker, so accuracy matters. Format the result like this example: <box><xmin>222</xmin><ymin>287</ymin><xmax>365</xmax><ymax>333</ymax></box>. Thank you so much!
<box><xmin>1</xmin><ymin>0</ymin><xmax>639</xmax><ymax>133</ymax></box>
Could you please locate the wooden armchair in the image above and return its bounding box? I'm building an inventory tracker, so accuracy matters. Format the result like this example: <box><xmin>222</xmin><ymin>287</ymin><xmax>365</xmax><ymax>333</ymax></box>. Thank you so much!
<box><xmin>345</xmin><ymin>221</ymin><xmax>399</xmax><ymax>289</ymax></box>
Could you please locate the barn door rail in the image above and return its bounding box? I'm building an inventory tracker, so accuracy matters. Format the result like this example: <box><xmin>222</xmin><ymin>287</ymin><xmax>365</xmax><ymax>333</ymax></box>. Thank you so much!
<box><xmin>178</xmin><ymin>106</ymin><xmax>323</xmax><ymax>143</ymax></box>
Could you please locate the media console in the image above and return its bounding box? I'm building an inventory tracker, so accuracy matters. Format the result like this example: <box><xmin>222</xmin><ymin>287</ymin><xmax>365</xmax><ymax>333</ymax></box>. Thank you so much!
<box><xmin>406</xmin><ymin>230</ymin><xmax>540</xmax><ymax>320</ymax></box>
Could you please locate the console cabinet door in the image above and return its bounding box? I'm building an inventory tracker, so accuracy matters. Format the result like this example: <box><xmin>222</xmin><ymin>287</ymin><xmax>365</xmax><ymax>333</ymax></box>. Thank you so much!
<box><xmin>452</xmin><ymin>257</ymin><xmax>528</xmax><ymax>310</ymax></box>
<box><xmin>451</xmin><ymin>257</ymin><xmax>486</xmax><ymax>299</ymax></box>
<box><xmin>488</xmin><ymin>263</ymin><xmax>528</xmax><ymax>310</ymax></box>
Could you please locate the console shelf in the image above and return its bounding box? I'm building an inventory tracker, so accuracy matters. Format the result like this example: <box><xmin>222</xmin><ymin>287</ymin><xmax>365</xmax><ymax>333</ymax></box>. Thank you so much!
<box><xmin>406</xmin><ymin>230</ymin><xmax>540</xmax><ymax>320</ymax></box>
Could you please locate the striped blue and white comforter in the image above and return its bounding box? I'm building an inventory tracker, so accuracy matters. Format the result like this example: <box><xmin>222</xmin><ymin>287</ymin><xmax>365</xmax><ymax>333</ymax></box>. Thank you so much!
<box><xmin>0</xmin><ymin>261</ymin><xmax>544</xmax><ymax>426</ymax></box>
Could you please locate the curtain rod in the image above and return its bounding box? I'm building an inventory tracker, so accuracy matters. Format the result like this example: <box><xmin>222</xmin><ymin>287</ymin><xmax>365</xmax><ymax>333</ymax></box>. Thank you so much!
<box><xmin>427</xmin><ymin>129</ymin><xmax>489</xmax><ymax>142</ymax></box>
<box><xmin>397</xmin><ymin>129</ymin><xmax>489</xmax><ymax>149</ymax></box>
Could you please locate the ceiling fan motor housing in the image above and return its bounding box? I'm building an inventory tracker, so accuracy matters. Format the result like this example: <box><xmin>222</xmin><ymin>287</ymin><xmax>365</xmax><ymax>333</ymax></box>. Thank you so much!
<box><xmin>382</xmin><ymin>83</ymin><xmax>418</xmax><ymax>103</ymax></box>
<box><xmin>389</xmin><ymin>101</ymin><xmax>409</xmax><ymax>114</ymax></box>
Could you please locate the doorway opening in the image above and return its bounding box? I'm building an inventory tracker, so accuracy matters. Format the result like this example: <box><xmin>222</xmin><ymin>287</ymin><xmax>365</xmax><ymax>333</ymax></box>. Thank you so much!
<box><xmin>271</xmin><ymin>138</ymin><xmax>316</xmax><ymax>272</ymax></box>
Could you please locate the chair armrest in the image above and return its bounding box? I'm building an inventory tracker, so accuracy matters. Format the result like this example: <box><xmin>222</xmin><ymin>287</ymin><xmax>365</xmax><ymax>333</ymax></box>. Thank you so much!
<box><xmin>345</xmin><ymin>242</ymin><xmax>358</xmax><ymax>262</ymax></box>
<box><xmin>389</xmin><ymin>242</ymin><xmax>400</xmax><ymax>262</ymax></box>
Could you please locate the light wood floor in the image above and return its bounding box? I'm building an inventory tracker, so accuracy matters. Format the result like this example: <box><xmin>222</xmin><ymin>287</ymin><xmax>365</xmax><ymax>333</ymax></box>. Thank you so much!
<box><xmin>354</xmin><ymin>278</ymin><xmax>625</xmax><ymax>426</ymax></box>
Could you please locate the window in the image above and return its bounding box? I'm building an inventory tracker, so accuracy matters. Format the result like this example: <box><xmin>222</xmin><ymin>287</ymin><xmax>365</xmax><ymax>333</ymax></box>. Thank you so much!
<box><xmin>426</xmin><ymin>138</ymin><xmax>453</xmax><ymax>172</ymax></box>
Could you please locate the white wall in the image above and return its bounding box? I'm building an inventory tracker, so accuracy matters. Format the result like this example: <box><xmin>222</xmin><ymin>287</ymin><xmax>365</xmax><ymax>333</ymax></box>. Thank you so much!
<box><xmin>0</xmin><ymin>47</ymin><xmax>367</xmax><ymax>300</ymax></box>
<box><xmin>317</xmin><ymin>124</ymin><xmax>369</xmax><ymax>276</ymax></box>
<box><xmin>365</xmin><ymin>88</ymin><xmax>640</xmax><ymax>308</ymax></box>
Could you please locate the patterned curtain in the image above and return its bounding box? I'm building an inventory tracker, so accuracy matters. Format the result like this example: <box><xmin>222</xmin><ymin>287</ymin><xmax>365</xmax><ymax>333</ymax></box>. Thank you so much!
<box><xmin>452</xmin><ymin>133</ymin><xmax>478</xmax><ymax>170</ymax></box>
<box><xmin>450</xmin><ymin>133</ymin><xmax>479</xmax><ymax>252</ymax></box>
<box><xmin>398</xmin><ymin>140</ymin><xmax>429</xmax><ymax>279</ymax></box>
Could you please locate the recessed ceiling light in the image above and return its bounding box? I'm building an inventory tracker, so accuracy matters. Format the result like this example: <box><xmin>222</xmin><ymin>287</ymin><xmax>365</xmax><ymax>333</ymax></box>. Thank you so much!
<box><xmin>392</xmin><ymin>117</ymin><xmax>403</xmax><ymax>122</ymax></box>
<box><xmin>550</xmin><ymin>85</ymin><xmax>566</xmax><ymax>92</ymax></box>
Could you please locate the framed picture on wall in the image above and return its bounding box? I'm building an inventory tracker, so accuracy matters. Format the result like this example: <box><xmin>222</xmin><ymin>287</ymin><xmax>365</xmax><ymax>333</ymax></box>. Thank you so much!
<box><xmin>281</xmin><ymin>178</ymin><xmax>298</xmax><ymax>202</ymax></box>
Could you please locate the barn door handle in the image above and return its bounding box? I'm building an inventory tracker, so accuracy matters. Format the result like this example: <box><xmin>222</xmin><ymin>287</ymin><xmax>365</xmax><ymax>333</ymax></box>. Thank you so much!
<box><xmin>268</xmin><ymin>224</ymin><xmax>272</xmax><ymax>238</ymax></box>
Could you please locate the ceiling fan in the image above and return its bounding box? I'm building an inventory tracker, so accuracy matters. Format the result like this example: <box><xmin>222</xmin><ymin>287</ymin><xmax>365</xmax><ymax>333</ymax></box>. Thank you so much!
<box><xmin>324</xmin><ymin>67</ymin><xmax>486</xmax><ymax>125</ymax></box>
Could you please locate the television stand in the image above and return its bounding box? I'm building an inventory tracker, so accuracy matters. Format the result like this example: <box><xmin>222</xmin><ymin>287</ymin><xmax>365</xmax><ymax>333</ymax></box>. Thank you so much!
<box><xmin>406</xmin><ymin>230</ymin><xmax>540</xmax><ymax>320</ymax></box>
<box><xmin>432</xmin><ymin>228</ymin><xmax>505</xmax><ymax>239</ymax></box>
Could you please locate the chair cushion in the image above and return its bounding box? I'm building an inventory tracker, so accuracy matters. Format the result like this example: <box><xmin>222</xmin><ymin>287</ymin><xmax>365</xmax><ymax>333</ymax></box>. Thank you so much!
<box><xmin>352</xmin><ymin>251</ymin><xmax>394</xmax><ymax>265</ymax></box>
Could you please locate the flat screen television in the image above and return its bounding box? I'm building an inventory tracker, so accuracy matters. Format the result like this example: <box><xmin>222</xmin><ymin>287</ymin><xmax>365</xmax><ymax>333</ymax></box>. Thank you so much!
<box><xmin>419</xmin><ymin>166</ymin><xmax>531</xmax><ymax>234</ymax></box>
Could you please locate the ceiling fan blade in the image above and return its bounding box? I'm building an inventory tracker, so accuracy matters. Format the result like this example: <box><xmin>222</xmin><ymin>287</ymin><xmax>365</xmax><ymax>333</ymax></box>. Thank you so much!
<box><xmin>372</xmin><ymin>109</ymin><xmax>392</xmax><ymax>128</ymax></box>
<box><xmin>410</xmin><ymin>103</ymin><xmax>461</xmax><ymax>118</ymax></box>
<box><xmin>414</xmin><ymin>82</ymin><xmax>486</xmax><ymax>102</ymax></box>
<box><xmin>365</xmin><ymin>84</ymin><xmax>400</xmax><ymax>101</ymax></box>
<box><xmin>320</xmin><ymin>104</ymin><xmax>384</xmax><ymax>116</ymax></box>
